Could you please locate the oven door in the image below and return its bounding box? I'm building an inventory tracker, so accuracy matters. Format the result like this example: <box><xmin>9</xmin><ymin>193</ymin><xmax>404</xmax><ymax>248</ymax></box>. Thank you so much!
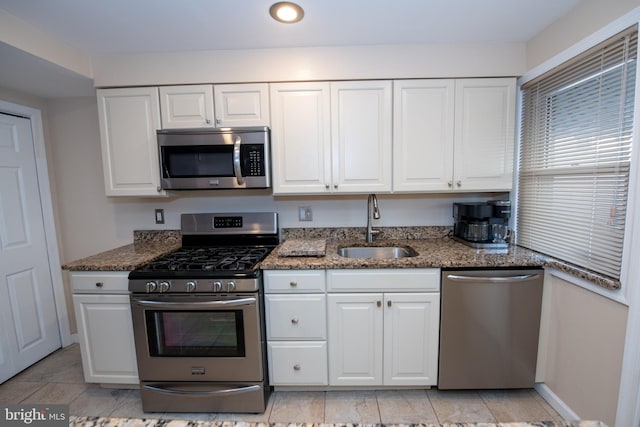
<box><xmin>130</xmin><ymin>293</ymin><xmax>264</xmax><ymax>382</ymax></box>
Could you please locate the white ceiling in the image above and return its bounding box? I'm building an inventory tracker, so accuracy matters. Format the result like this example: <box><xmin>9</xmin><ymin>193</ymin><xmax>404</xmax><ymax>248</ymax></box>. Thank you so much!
<box><xmin>0</xmin><ymin>0</ymin><xmax>583</xmax><ymax>98</ymax></box>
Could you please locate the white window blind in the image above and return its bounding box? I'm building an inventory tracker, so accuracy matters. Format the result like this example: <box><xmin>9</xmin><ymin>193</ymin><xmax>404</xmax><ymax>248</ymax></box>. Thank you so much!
<box><xmin>518</xmin><ymin>26</ymin><xmax>637</xmax><ymax>281</ymax></box>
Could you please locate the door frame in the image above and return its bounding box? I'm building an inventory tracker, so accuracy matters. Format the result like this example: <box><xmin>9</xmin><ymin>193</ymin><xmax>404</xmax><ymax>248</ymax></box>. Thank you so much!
<box><xmin>0</xmin><ymin>99</ymin><xmax>72</xmax><ymax>347</ymax></box>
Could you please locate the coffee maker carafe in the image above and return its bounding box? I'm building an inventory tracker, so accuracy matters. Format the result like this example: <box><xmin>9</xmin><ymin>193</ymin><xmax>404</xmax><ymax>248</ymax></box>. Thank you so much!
<box><xmin>453</xmin><ymin>200</ymin><xmax>510</xmax><ymax>248</ymax></box>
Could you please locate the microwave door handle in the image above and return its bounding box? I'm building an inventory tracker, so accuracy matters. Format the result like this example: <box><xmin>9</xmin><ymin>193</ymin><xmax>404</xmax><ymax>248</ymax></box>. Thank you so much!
<box><xmin>233</xmin><ymin>135</ymin><xmax>245</xmax><ymax>186</ymax></box>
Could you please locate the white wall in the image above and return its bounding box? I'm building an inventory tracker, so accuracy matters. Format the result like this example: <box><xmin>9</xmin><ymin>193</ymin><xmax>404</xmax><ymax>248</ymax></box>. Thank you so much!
<box><xmin>526</xmin><ymin>0</ymin><xmax>640</xmax><ymax>70</ymax></box>
<box><xmin>537</xmin><ymin>272</ymin><xmax>628</xmax><ymax>427</ymax></box>
<box><xmin>92</xmin><ymin>43</ymin><xmax>526</xmax><ymax>88</ymax></box>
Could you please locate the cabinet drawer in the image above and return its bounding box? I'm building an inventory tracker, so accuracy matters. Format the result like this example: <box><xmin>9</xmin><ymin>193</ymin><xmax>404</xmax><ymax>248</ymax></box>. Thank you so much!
<box><xmin>70</xmin><ymin>271</ymin><xmax>130</xmax><ymax>293</ymax></box>
<box><xmin>264</xmin><ymin>270</ymin><xmax>326</xmax><ymax>292</ymax></box>
<box><xmin>266</xmin><ymin>294</ymin><xmax>326</xmax><ymax>340</ymax></box>
<box><xmin>268</xmin><ymin>341</ymin><xmax>328</xmax><ymax>385</ymax></box>
<box><xmin>327</xmin><ymin>268</ymin><xmax>440</xmax><ymax>292</ymax></box>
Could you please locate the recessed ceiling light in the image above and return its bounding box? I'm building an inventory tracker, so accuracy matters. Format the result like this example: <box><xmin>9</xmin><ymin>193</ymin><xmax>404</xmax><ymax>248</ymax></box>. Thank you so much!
<box><xmin>269</xmin><ymin>2</ymin><xmax>304</xmax><ymax>24</ymax></box>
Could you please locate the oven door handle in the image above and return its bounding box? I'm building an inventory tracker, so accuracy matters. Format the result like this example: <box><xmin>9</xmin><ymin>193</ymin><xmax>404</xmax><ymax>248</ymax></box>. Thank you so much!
<box><xmin>143</xmin><ymin>383</ymin><xmax>261</xmax><ymax>396</ymax></box>
<box><xmin>233</xmin><ymin>135</ymin><xmax>245</xmax><ymax>186</ymax></box>
<box><xmin>134</xmin><ymin>297</ymin><xmax>256</xmax><ymax>310</ymax></box>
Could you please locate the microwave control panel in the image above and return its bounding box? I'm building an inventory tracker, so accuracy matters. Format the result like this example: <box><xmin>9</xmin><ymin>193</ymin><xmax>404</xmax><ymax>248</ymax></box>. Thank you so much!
<box><xmin>242</xmin><ymin>145</ymin><xmax>265</xmax><ymax>176</ymax></box>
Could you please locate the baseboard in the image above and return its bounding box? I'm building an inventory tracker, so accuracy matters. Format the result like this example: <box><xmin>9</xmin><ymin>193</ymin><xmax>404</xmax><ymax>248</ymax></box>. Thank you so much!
<box><xmin>535</xmin><ymin>382</ymin><xmax>580</xmax><ymax>421</ymax></box>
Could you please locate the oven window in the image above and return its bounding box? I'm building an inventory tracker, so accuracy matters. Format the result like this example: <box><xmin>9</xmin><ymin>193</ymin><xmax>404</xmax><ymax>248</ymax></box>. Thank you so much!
<box><xmin>146</xmin><ymin>310</ymin><xmax>245</xmax><ymax>357</ymax></box>
<box><xmin>162</xmin><ymin>146</ymin><xmax>233</xmax><ymax>178</ymax></box>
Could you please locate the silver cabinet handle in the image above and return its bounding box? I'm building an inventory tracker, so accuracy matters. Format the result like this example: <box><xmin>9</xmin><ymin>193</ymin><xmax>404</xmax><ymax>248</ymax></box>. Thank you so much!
<box><xmin>456</xmin><ymin>180</ymin><xmax>462</xmax><ymax>187</ymax></box>
<box><xmin>293</xmin><ymin>364</ymin><xmax>301</xmax><ymax>371</ymax></box>
<box><xmin>95</xmin><ymin>282</ymin><xmax>104</xmax><ymax>288</ymax></box>
<box><xmin>233</xmin><ymin>135</ymin><xmax>245</xmax><ymax>186</ymax></box>
<box><xmin>291</xmin><ymin>317</ymin><xmax>299</xmax><ymax>324</ymax></box>
<box><xmin>448</xmin><ymin>180</ymin><xmax>453</xmax><ymax>187</ymax></box>
<box><xmin>290</xmin><ymin>281</ymin><xmax>298</xmax><ymax>287</ymax></box>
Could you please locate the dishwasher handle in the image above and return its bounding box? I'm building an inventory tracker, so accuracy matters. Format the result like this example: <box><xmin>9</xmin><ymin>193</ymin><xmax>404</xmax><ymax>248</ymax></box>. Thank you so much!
<box><xmin>445</xmin><ymin>273</ymin><xmax>541</xmax><ymax>283</ymax></box>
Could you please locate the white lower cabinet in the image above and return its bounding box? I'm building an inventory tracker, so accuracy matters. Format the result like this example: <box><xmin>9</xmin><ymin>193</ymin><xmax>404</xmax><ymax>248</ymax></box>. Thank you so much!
<box><xmin>264</xmin><ymin>270</ymin><xmax>328</xmax><ymax>386</ymax></box>
<box><xmin>327</xmin><ymin>269</ymin><xmax>440</xmax><ymax>387</ymax></box>
<box><xmin>70</xmin><ymin>271</ymin><xmax>138</xmax><ymax>385</ymax></box>
<box><xmin>264</xmin><ymin>268</ymin><xmax>440</xmax><ymax>388</ymax></box>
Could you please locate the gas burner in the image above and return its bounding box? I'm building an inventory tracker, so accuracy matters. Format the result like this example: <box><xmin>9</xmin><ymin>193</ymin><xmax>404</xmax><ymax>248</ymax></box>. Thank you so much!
<box><xmin>142</xmin><ymin>246</ymin><xmax>272</xmax><ymax>273</ymax></box>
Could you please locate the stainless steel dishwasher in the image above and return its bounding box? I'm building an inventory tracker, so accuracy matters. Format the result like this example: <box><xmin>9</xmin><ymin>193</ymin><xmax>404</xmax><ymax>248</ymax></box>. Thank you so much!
<box><xmin>438</xmin><ymin>268</ymin><xmax>543</xmax><ymax>389</ymax></box>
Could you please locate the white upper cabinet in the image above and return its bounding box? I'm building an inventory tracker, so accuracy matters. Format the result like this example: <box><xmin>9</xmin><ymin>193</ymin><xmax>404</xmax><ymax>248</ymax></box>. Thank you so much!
<box><xmin>214</xmin><ymin>83</ymin><xmax>270</xmax><ymax>127</ymax></box>
<box><xmin>159</xmin><ymin>83</ymin><xmax>269</xmax><ymax>129</ymax></box>
<box><xmin>393</xmin><ymin>80</ymin><xmax>455</xmax><ymax>192</ymax></box>
<box><xmin>270</xmin><ymin>81</ymin><xmax>392</xmax><ymax>195</ymax></box>
<box><xmin>270</xmin><ymin>82</ymin><xmax>332</xmax><ymax>194</ymax></box>
<box><xmin>393</xmin><ymin>77</ymin><xmax>516</xmax><ymax>192</ymax></box>
<box><xmin>159</xmin><ymin>85</ymin><xmax>215</xmax><ymax>128</ymax></box>
<box><xmin>331</xmin><ymin>81</ymin><xmax>392</xmax><ymax>193</ymax></box>
<box><xmin>452</xmin><ymin>78</ymin><xmax>516</xmax><ymax>191</ymax></box>
<box><xmin>96</xmin><ymin>87</ymin><xmax>164</xmax><ymax>197</ymax></box>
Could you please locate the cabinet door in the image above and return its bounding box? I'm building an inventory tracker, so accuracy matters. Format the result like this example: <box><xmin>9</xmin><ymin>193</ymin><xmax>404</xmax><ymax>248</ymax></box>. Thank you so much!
<box><xmin>453</xmin><ymin>78</ymin><xmax>516</xmax><ymax>191</ymax></box>
<box><xmin>96</xmin><ymin>88</ymin><xmax>164</xmax><ymax>196</ymax></box>
<box><xmin>159</xmin><ymin>85</ymin><xmax>215</xmax><ymax>128</ymax></box>
<box><xmin>383</xmin><ymin>293</ymin><xmax>440</xmax><ymax>386</ymax></box>
<box><xmin>73</xmin><ymin>294</ymin><xmax>138</xmax><ymax>384</ymax></box>
<box><xmin>331</xmin><ymin>81</ymin><xmax>392</xmax><ymax>193</ymax></box>
<box><xmin>270</xmin><ymin>82</ymin><xmax>332</xmax><ymax>194</ymax></box>
<box><xmin>214</xmin><ymin>83</ymin><xmax>270</xmax><ymax>127</ymax></box>
<box><xmin>328</xmin><ymin>293</ymin><xmax>383</xmax><ymax>386</ymax></box>
<box><xmin>393</xmin><ymin>80</ymin><xmax>455</xmax><ymax>192</ymax></box>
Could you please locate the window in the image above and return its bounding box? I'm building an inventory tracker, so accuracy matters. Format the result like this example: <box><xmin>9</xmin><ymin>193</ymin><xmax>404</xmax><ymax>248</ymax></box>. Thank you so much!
<box><xmin>518</xmin><ymin>26</ymin><xmax>637</xmax><ymax>282</ymax></box>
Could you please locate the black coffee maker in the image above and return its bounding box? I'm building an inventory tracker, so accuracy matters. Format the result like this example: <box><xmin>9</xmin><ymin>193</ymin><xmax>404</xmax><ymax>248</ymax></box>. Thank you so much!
<box><xmin>453</xmin><ymin>200</ymin><xmax>511</xmax><ymax>248</ymax></box>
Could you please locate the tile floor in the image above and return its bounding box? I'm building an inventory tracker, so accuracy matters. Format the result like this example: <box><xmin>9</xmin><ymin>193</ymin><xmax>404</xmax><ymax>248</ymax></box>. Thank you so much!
<box><xmin>0</xmin><ymin>344</ymin><xmax>564</xmax><ymax>424</ymax></box>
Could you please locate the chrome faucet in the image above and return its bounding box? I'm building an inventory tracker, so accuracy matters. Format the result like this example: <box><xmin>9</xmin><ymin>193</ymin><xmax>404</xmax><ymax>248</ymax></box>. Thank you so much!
<box><xmin>366</xmin><ymin>194</ymin><xmax>381</xmax><ymax>243</ymax></box>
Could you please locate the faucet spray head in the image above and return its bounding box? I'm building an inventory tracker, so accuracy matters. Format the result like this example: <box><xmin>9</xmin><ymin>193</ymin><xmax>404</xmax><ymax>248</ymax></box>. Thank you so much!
<box><xmin>370</xmin><ymin>194</ymin><xmax>380</xmax><ymax>219</ymax></box>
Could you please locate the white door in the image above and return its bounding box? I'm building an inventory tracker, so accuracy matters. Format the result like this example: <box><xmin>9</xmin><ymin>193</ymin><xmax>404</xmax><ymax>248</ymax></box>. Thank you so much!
<box><xmin>453</xmin><ymin>78</ymin><xmax>516</xmax><ymax>191</ymax></box>
<box><xmin>383</xmin><ymin>293</ymin><xmax>440</xmax><ymax>386</ymax></box>
<box><xmin>159</xmin><ymin>85</ymin><xmax>215</xmax><ymax>129</ymax></box>
<box><xmin>214</xmin><ymin>83</ymin><xmax>270</xmax><ymax>127</ymax></box>
<box><xmin>328</xmin><ymin>293</ymin><xmax>383</xmax><ymax>386</ymax></box>
<box><xmin>330</xmin><ymin>81</ymin><xmax>392</xmax><ymax>193</ymax></box>
<box><xmin>0</xmin><ymin>113</ymin><xmax>61</xmax><ymax>383</ymax></box>
<box><xmin>270</xmin><ymin>82</ymin><xmax>332</xmax><ymax>194</ymax></box>
<box><xmin>393</xmin><ymin>79</ymin><xmax>455</xmax><ymax>192</ymax></box>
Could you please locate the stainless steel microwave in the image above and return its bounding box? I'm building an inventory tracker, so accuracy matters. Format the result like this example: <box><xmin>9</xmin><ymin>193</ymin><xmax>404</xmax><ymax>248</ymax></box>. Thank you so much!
<box><xmin>157</xmin><ymin>127</ymin><xmax>270</xmax><ymax>190</ymax></box>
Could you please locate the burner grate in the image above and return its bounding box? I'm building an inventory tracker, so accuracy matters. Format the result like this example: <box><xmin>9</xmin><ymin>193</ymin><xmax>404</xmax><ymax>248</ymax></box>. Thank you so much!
<box><xmin>143</xmin><ymin>246</ymin><xmax>272</xmax><ymax>273</ymax></box>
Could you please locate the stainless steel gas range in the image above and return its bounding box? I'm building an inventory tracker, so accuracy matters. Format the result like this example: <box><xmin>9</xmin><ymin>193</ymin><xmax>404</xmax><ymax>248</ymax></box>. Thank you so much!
<box><xmin>128</xmin><ymin>212</ymin><xmax>278</xmax><ymax>413</ymax></box>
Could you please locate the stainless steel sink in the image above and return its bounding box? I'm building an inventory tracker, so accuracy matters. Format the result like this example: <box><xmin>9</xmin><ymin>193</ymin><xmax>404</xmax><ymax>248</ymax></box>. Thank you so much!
<box><xmin>337</xmin><ymin>246</ymin><xmax>415</xmax><ymax>259</ymax></box>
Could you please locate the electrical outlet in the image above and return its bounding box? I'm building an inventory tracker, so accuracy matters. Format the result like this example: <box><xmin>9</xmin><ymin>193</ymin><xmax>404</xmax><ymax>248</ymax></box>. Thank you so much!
<box><xmin>155</xmin><ymin>209</ymin><xmax>165</xmax><ymax>224</ymax></box>
<box><xmin>298</xmin><ymin>206</ymin><xmax>313</xmax><ymax>222</ymax></box>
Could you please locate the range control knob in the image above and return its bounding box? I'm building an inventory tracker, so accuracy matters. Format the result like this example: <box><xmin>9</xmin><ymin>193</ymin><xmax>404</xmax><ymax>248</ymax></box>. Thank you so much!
<box><xmin>212</xmin><ymin>281</ymin><xmax>223</xmax><ymax>292</ymax></box>
<box><xmin>185</xmin><ymin>281</ymin><xmax>197</xmax><ymax>292</ymax></box>
<box><xmin>145</xmin><ymin>281</ymin><xmax>157</xmax><ymax>293</ymax></box>
<box><xmin>158</xmin><ymin>281</ymin><xmax>171</xmax><ymax>293</ymax></box>
<box><xmin>227</xmin><ymin>281</ymin><xmax>236</xmax><ymax>292</ymax></box>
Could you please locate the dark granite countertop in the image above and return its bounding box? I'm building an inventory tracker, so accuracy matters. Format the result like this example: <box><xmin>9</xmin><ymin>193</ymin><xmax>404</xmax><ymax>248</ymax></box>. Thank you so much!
<box><xmin>62</xmin><ymin>230</ymin><xmax>181</xmax><ymax>271</ymax></box>
<box><xmin>260</xmin><ymin>237</ymin><xmax>547</xmax><ymax>270</ymax></box>
<box><xmin>60</xmin><ymin>227</ymin><xmax>620</xmax><ymax>290</ymax></box>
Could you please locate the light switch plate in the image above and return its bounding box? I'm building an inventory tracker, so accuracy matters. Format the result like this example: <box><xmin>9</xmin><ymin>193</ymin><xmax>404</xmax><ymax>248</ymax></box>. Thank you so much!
<box><xmin>298</xmin><ymin>206</ymin><xmax>313</xmax><ymax>221</ymax></box>
<box><xmin>155</xmin><ymin>209</ymin><xmax>165</xmax><ymax>224</ymax></box>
